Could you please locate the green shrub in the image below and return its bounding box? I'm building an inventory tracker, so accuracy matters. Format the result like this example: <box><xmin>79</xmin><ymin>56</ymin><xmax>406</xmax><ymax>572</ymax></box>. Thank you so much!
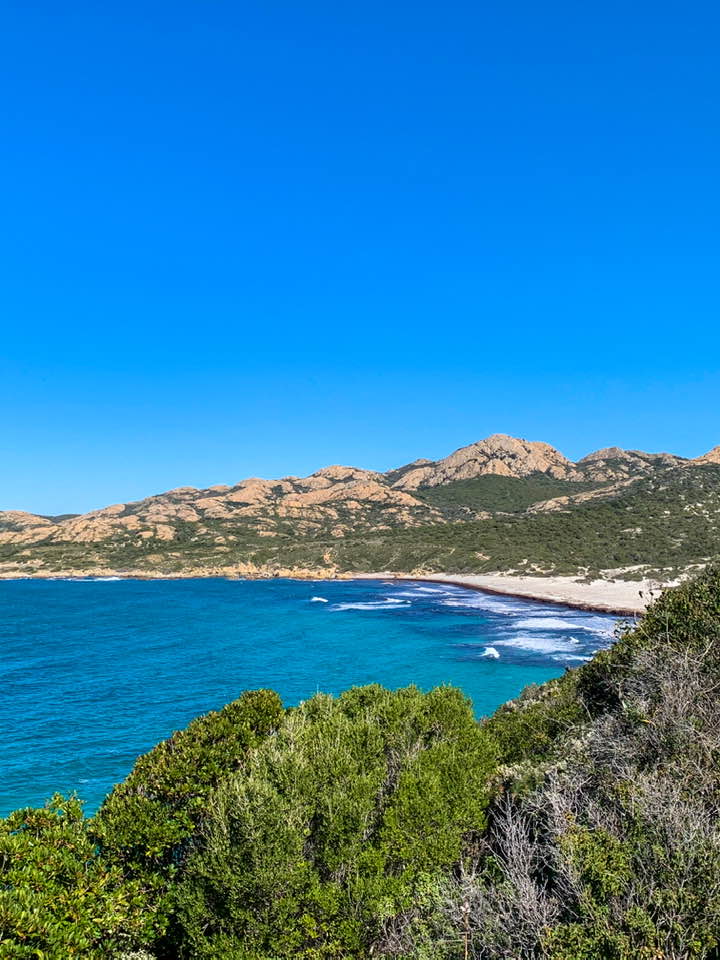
<box><xmin>95</xmin><ymin>688</ymin><xmax>283</xmax><ymax>947</ymax></box>
<box><xmin>411</xmin><ymin>569</ymin><xmax>720</xmax><ymax>960</ymax></box>
<box><xmin>170</xmin><ymin>684</ymin><xmax>497</xmax><ymax>959</ymax></box>
<box><xmin>482</xmin><ymin>671</ymin><xmax>584</xmax><ymax>765</ymax></box>
<box><xmin>0</xmin><ymin>796</ymin><xmax>145</xmax><ymax>959</ymax></box>
<box><xmin>96</xmin><ymin>688</ymin><xmax>283</xmax><ymax>881</ymax></box>
<box><xmin>577</xmin><ymin>564</ymin><xmax>720</xmax><ymax>714</ymax></box>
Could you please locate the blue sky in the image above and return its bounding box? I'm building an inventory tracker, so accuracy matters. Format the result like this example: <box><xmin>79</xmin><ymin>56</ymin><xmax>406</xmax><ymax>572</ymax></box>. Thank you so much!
<box><xmin>2</xmin><ymin>0</ymin><xmax>718</xmax><ymax>514</ymax></box>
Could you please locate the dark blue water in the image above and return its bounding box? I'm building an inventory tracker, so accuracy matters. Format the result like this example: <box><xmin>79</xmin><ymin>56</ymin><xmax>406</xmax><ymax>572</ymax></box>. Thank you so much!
<box><xmin>0</xmin><ymin>577</ymin><xmax>617</xmax><ymax>816</ymax></box>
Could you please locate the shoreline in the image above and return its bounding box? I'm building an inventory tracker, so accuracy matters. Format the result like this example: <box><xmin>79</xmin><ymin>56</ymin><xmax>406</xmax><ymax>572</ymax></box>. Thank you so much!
<box><xmin>401</xmin><ymin>577</ymin><xmax>642</xmax><ymax>616</ymax></box>
<box><xmin>368</xmin><ymin>573</ymin><xmax>658</xmax><ymax>616</ymax></box>
<box><xmin>352</xmin><ymin>572</ymin><xmax>665</xmax><ymax>616</ymax></box>
<box><xmin>0</xmin><ymin>566</ymin><xmax>665</xmax><ymax>615</ymax></box>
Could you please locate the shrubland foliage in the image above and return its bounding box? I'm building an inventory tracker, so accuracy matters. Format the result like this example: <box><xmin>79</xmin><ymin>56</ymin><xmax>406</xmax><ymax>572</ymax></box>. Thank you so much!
<box><xmin>95</xmin><ymin>688</ymin><xmax>283</xmax><ymax>880</ymax></box>
<box><xmin>395</xmin><ymin>567</ymin><xmax>720</xmax><ymax>959</ymax></box>
<box><xmin>170</xmin><ymin>685</ymin><xmax>496</xmax><ymax>959</ymax></box>
<box><xmin>2</xmin><ymin>567</ymin><xmax>720</xmax><ymax>958</ymax></box>
<box><xmin>93</xmin><ymin>688</ymin><xmax>283</xmax><ymax>945</ymax></box>
<box><xmin>0</xmin><ymin>796</ymin><xmax>145</xmax><ymax>958</ymax></box>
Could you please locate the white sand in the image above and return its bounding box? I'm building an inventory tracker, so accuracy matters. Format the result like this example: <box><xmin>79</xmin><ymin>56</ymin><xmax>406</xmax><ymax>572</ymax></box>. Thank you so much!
<box><xmin>359</xmin><ymin>572</ymin><xmax>668</xmax><ymax>614</ymax></box>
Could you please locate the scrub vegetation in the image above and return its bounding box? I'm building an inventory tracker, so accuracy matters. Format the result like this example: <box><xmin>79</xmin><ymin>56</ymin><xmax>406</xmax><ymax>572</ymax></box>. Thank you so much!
<box><xmin>3</xmin><ymin>463</ymin><xmax>719</xmax><ymax>580</ymax></box>
<box><xmin>2</xmin><ymin>568</ymin><xmax>720</xmax><ymax>958</ymax></box>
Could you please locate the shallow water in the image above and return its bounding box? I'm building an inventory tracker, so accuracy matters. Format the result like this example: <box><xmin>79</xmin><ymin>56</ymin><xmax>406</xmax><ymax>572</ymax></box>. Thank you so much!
<box><xmin>0</xmin><ymin>577</ymin><xmax>618</xmax><ymax>815</ymax></box>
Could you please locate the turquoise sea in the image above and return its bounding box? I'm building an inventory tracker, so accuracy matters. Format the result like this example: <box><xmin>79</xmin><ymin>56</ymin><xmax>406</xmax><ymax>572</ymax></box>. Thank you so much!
<box><xmin>0</xmin><ymin>577</ymin><xmax>618</xmax><ymax>816</ymax></box>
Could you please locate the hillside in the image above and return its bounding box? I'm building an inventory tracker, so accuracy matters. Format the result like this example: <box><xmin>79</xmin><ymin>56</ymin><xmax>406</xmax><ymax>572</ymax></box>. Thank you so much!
<box><xmin>0</xmin><ymin>434</ymin><xmax>717</xmax><ymax>581</ymax></box>
<box><xmin>3</xmin><ymin>567</ymin><xmax>720</xmax><ymax>958</ymax></box>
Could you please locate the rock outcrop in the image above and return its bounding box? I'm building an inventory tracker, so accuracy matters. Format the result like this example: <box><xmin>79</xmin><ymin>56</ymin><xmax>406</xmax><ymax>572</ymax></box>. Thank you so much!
<box><xmin>693</xmin><ymin>446</ymin><xmax>720</xmax><ymax>465</ymax></box>
<box><xmin>391</xmin><ymin>434</ymin><xmax>577</xmax><ymax>489</ymax></box>
<box><xmin>0</xmin><ymin>465</ymin><xmax>442</xmax><ymax>550</ymax></box>
<box><xmin>576</xmin><ymin>447</ymin><xmax>686</xmax><ymax>482</ymax></box>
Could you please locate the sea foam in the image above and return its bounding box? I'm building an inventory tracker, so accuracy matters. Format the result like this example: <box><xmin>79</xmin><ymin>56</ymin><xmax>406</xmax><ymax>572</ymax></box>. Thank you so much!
<box><xmin>331</xmin><ymin>599</ymin><xmax>410</xmax><ymax>612</ymax></box>
<box><xmin>495</xmin><ymin>635</ymin><xmax>579</xmax><ymax>654</ymax></box>
<box><xmin>512</xmin><ymin>615</ymin><xmax>612</xmax><ymax>637</ymax></box>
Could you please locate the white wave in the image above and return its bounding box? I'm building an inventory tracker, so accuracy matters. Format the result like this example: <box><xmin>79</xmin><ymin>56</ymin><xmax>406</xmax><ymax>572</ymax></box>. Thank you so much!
<box><xmin>512</xmin><ymin>616</ymin><xmax>584</xmax><ymax>631</ymax></box>
<box><xmin>331</xmin><ymin>600</ymin><xmax>410</xmax><ymax>612</ymax></box>
<box><xmin>392</xmin><ymin>589</ymin><xmax>456</xmax><ymax>599</ymax></box>
<box><xmin>55</xmin><ymin>576</ymin><xmax>125</xmax><ymax>582</ymax></box>
<box><xmin>481</xmin><ymin>646</ymin><xmax>500</xmax><ymax>659</ymax></box>
<box><xmin>495</xmin><ymin>635</ymin><xmax>577</xmax><ymax>653</ymax></box>
<box><xmin>310</xmin><ymin>596</ymin><xmax>328</xmax><ymax>603</ymax></box>
<box><xmin>572</xmin><ymin>616</ymin><xmax>616</xmax><ymax>636</ymax></box>
<box><xmin>509</xmin><ymin>616</ymin><xmax>614</xmax><ymax>638</ymax></box>
<box><xmin>409</xmin><ymin>585</ymin><xmax>452</xmax><ymax>593</ymax></box>
<box><xmin>554</xmin><ymin>654</ymin><xmax>592</xmax><ymax>662</ymax></box>
<box><xmin>440</xmin><ymin>597</ymin><xmax>531</xmax><ymax>614</ymax></box>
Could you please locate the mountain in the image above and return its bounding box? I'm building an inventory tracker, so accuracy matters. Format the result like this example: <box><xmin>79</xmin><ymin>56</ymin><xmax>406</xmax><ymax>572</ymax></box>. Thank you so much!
<box><xmin>390</xmin><ymin>434</ymin><xmax>577</xmax><ymax>488</ymax></box>
<box><xmin>1</xmin><ymin>434</ymin><xmax>719</xmax><ymax>580</ymax></box>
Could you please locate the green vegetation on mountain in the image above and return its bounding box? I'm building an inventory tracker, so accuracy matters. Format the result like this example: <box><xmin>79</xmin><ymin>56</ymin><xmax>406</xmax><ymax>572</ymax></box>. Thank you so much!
<box><xmin>1</xmin><ymin>435</ymin><xmax>717</xmax><ymax>581</ymax></box>
<box><xmin>2</xmin><ymin>463</ymin><xmax>719</xmax><ymax>581</ymax></box>
<box><xmin>330</xmin><ymin>464</ymin><xmax>720</xmax><ymax>578</ymax></box>
<box><xmin>411</xmin><ymin>473</ymin><xmax>607</xmax><ymax>515</ymax></box>
<box><xmin>3</xmin><ymin>568</ymin><xmax>720</xmax><ymax>958</ymax></box>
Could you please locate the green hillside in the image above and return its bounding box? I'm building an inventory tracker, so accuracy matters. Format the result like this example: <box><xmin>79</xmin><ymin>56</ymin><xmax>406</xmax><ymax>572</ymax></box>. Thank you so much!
<box><xmin>411</xmin><ymin>472</ymin><xmax>607</xmax><ymax>515</ymax></box>
<box><xmin>330</xmin><ymin>463</ymin><xmax>720</xmax><ymax>577</ymax></box>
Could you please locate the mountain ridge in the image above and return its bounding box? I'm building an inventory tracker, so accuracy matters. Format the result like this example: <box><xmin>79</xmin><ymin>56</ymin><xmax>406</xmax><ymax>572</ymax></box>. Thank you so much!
<box><xmin>1</xmin><ymin>433</ymin><xmax>705</xmax><ymax>530</ymax></box>
<box><xmin>1</xmin><ymin>434</ymin><xmax>718</xmax><ymax>581</ymax></box>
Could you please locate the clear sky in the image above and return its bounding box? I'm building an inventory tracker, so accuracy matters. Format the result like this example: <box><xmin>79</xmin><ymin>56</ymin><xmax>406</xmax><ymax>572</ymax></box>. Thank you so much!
<box><xmin>2</xmin><ymin>1</ymin><xmax>719</xmax><ymax>515</ymax></box>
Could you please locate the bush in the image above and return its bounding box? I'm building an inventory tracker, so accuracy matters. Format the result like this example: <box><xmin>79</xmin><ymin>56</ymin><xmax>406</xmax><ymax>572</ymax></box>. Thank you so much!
<box><xmin>170</xmin><ymin>684</ymin><xmax>498</xmax><ymax>959</ymax></box>
<box><xmin>96</xmin><ymin>689</ymin><xmax>283</xmax><ymax>879</ymax></box>
<box><xmin>95</xmin><ymin>688</ymin><xmax>283</xmax><ymax>945</ymax></box>
<box><xmin>7</xmin><ymin>570</ymin><xmax>720</xmax><ymax>959</ymax></box>
<box><xmin>482</xmin><ymin>671</ymin><xmax>585</xmax><ymax>766</ymax></box>
<box><xmin>0</xmin><ymin>796</ymin><xmax>145</xmax><ymax>959</ymax></box>
<box><xmin>401</xmin><ymin>567</ymin><xmax>720</xmax><ymax>960</ymax></box>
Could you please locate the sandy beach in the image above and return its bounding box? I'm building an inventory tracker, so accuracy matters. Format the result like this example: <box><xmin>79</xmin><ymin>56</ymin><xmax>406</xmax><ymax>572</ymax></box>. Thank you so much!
<box><xmin>360</xmin><ymin>572</ymin><xmax>667</xmax><ymax>615</ymax></box>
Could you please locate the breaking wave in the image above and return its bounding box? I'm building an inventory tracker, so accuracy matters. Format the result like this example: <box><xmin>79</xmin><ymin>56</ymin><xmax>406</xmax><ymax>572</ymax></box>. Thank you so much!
<box><xmin>495</xmin><ymin>635</ymin><xmax>580</xmax><ymax>654</ymax></box>
<box><xmin>331</xmin><ymin>599</ymin><xmax>411</xmax><ymax>612</ymax></box>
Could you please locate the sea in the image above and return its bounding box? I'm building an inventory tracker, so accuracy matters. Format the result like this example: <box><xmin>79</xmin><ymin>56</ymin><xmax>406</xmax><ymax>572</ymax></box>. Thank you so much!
<box><xmin>0</xmin><ymin>577</ymin><xmax>619</xmax><ymax>816</ymax></box>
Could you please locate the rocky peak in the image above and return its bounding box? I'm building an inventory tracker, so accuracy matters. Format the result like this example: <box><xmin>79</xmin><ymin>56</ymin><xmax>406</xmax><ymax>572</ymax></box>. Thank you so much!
<box><xmin>694</xmin><ymin>446</ymin><xmax>720</xmax><ymax>465</ymax></box>
<box><xmin>309</xmin><ymin>465</ymin><xmax>378</xmax><ymax>482</ymax></box>
<box><xmin>578</xmin><ymin>446</ymin><xmax>629</xmax><ymax>463</ymax></box>
<box><xmin>391</xmin><ymin>434</ymin><xmax>575</xmax><ymax>490</ymax></box>
<box><xmin>577</xmin><ymin>447</ymin><xmax>686</xmax><ymax>482</ymax></box>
